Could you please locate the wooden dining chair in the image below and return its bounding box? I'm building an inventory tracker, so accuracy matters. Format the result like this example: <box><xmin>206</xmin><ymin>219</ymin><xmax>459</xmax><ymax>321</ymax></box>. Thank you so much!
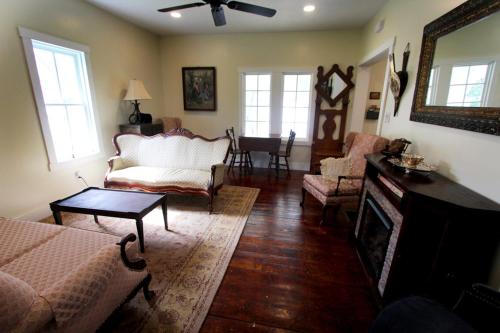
<box><xmin>226</xmin><ymin>127</ymin><xmax>252</xmax><ymax>173</ymax></box>
<box><xmin>268</xmin><ymin>130</ymin><xmax>296</xmax><ymax>174</ymax></box>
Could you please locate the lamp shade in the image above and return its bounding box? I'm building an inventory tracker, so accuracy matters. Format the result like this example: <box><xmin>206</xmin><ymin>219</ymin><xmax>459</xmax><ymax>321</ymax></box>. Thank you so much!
<box><xmin>123</xmin><ymin>79</ymin><xmax>152</xmax><ymax>101</ymax></box>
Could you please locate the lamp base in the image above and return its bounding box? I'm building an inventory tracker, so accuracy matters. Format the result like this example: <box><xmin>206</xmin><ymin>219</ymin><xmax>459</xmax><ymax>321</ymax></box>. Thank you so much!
<box><xmin>128</xmin><ymin>100</ymin><xmax>142</xmax><ymax>125</ymax></box>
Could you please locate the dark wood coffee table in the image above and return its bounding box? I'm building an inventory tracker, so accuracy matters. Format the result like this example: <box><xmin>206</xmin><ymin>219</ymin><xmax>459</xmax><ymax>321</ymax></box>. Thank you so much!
<box><xmin>50</xmin><ymin>187</ymin><xmax>168</xmax><ymax>253</ymax></box>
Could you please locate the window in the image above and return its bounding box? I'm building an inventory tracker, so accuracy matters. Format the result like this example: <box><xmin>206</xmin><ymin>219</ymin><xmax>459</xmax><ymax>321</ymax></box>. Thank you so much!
<box><xmin>241</xmin><ymin>70</ymin><xmax>313</xmax><ymax>142</ymax></box>
<box><xmin>282</xmin><ymin>74</ymin><xmax>312</xmax><ymax>138</ymax></box>
<box><xmin>446</xmin><ymin>63</ymin><xmax>494</xmax><ymax>107</ymax></box>
<box><xmin>243</xmin><ymin>74</ymin><xmax>271</xmax><ymax>137</ymax></box>
<box><xmin>426</xmin><ymin>67</ymin><xmax>439</xmax><ymax>105</ymax></box>
<box><xmin>19</xmin><ymin>27</ymin><xmax>100</xmax><ymax>169</ymax></box>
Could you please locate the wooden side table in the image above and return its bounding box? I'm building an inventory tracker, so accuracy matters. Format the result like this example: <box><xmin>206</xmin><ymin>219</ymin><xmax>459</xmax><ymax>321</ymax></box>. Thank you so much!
<box><xmin>119</xmin><ymin>123</ymin><xmax>163</xmax><ymax>136</ymax></box>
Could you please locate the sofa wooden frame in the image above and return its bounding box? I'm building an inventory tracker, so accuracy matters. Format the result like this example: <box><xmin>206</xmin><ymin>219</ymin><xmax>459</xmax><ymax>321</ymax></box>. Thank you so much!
<box><xmin>104</xmin><ymin>128</ymin><xmax>230</xmax><ymax>213</ymax></box>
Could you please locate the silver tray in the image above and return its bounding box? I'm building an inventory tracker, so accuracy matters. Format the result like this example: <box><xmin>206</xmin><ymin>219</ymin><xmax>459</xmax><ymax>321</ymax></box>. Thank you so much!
<box><xmin>387</xmin><ymin>158</ymin><xmax>437</xmax><ymax>173</ymax></box>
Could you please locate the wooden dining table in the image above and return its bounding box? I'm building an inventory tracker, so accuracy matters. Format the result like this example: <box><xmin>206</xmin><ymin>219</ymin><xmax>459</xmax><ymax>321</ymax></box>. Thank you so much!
<box><xmin>238</xmin><ymin>134</ymin><xmax>282</xmax><ymax>175</ymax></box>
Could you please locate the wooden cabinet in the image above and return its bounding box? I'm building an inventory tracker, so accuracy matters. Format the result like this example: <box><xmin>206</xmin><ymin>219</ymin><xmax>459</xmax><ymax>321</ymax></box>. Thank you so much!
<box><xmin>355</xmin><ymin>154</ymin><xmax>500</xmax><ymax>306</ymax></box>
<box><xmin>119</xmin><ymin>123</ymin><xmax>163</xmax><ymax>136</ymax></box>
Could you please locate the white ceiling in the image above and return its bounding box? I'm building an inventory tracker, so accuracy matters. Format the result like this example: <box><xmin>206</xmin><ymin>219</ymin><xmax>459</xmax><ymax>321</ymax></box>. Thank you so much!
<box><xmin>87</xmin><ymin>0</ymin><xmax>388</xmax><ymax>36</ymax></box>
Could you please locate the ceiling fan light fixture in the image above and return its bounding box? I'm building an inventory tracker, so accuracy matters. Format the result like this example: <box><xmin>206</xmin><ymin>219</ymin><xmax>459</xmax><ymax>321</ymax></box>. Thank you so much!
<box><xmin>303</xmin><ymin>4</ymin><xmax>316</xmax><ymax>13</ymax></box>
<box><xmin>170</xmin><ymin>12</ymin><xmax>182</xmax><ymax>18</ymax></box>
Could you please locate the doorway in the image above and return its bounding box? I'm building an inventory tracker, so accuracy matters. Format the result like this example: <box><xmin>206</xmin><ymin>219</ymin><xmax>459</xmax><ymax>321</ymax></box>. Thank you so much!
<box><xmin>362</xmin><ymin>58</ymin><xmax>388</xmax><ymax>134</ymax></box>
<box><xmin>350</xmin><ymin>38</ymin><xmax>395</xmax><ymax>136</ymax></box>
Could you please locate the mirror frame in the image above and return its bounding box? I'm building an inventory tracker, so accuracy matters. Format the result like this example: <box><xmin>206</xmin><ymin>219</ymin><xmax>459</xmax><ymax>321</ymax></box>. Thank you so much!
<box><xmin>315</xmin><ymin>64</ymin><xmax>354</xmax><ymax>107</ymax></box>
<box><xmin>410</xmin><ymin>0</ymin><xmax>500</xmax><ymax>136</ymax></box>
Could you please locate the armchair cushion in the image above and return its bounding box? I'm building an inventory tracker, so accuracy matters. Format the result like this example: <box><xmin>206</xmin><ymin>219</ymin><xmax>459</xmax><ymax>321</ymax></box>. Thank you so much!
<box><xmin>304</xmin><ymin>174</ymin><xmax>361</xmax><ymax>197</ymax></box>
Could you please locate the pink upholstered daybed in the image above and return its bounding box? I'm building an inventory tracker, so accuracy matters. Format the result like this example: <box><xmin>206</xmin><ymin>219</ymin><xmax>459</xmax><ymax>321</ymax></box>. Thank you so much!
<box><xmin>0</xmin><ymin>217</ymin><xmax>153</xmax><ymax>333</ymax></box>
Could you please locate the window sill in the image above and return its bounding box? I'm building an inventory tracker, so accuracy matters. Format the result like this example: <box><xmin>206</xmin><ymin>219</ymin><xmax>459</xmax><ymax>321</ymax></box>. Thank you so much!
<box><xmin>281</xmin><ymin>140</ymin><xmax>311</xmax><ymax>147</ymax></box>
<box><xmin>49</xmin><ymin>152</ymin><xmax>104</xmax><ymax>171</ymax></box>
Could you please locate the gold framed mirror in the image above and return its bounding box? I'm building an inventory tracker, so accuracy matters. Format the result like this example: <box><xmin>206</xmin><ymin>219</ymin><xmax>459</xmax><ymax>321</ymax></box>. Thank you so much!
<box><xmin>410</xmin><ymin>0</ymin><xmax>500</xmax><ymax>136</ymax></box>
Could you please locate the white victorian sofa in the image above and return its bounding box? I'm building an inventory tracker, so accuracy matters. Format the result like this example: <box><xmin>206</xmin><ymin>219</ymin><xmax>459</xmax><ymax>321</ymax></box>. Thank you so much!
<box><xmin>0</xmin><ymin>217</ymin><xmax>152</xmax><ymax>333</ymax></box>
<box><xmin>104</xmin><ymin>128</ymin><xmax>230</xmax><ymax>213</ymax></box>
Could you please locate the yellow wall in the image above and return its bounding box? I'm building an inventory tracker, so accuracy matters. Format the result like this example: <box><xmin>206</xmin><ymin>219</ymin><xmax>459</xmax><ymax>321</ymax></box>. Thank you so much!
<box><xmin>0</xmin><ymin>0</ymin><xmax>163</xmax><ymax>218</ymax></box>
<box><xmin>159</xmin><ymin>31</ymin><xmax>362</xmax><ymax>169</ymax></box>
<box><xmin>361</xmin><ymin>0</ymin><xmax>500</xmax><ymax>288</ymax></box>
<box><xmin>361</xmin><ymin>0</ymin><xmax>500</xmax><ymax>203</ymax></box>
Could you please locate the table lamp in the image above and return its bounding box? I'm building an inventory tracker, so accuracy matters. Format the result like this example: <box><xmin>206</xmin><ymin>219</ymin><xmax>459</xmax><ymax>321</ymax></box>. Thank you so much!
<box><xmin>123</xmin><ymin>79</ymin><xmax>152</xmax><ymax>124</ymax></box>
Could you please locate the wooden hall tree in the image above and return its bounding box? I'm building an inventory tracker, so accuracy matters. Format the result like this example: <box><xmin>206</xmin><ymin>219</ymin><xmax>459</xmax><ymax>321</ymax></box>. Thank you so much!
<box><xmin>310</xmin><ymin>64</ymin><xmax>355</xmax><ymax>173</ymax></box>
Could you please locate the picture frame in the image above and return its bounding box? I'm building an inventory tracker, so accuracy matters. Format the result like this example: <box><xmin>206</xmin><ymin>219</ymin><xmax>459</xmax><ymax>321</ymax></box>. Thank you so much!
<box><xmin>182</xmin><ymin>67</ymin><xmax>217</xmax><ymax>111</ymax></box>
<box><xmin>369</xmin><ymin>91</ymin><xmax>381</xmax><ymax>100</ymax></box>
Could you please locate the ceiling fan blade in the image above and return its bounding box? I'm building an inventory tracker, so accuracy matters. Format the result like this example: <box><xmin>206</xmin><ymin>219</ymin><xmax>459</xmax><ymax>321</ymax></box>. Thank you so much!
<box><xmin>211</xmin><ymin>6</ymin><xmax>226</xmax><ymax>26</ymax></box>
<box><xmin>158</xmin><ymin>2</ymin><xmax>206</xmax><ymax>13</ymax></box>
<box><xmin>227</xmin><ymin>1</ymin><xmax>276</xmax><ymax>17</ymax></box>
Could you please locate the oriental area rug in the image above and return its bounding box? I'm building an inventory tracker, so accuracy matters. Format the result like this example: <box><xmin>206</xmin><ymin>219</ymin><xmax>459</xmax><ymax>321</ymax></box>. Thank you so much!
<box><xmin>43</xmin><ymin>185</ymin><xmax>259</xmax><ymax>333</ymax></box>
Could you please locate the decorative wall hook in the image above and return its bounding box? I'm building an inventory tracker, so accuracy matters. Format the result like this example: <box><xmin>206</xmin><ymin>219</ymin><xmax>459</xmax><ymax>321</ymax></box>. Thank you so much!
<box><xmin>389</xmin><ymin>43</ymin><xmax>410</xmax><ymax>116</ymax></box>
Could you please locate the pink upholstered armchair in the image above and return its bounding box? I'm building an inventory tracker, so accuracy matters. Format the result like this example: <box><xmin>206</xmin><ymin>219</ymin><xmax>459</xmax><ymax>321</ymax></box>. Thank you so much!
<box><xmin>300</xmin><ymin>132</ymin><xmax>388</xmax><ymax>225</ymax></box>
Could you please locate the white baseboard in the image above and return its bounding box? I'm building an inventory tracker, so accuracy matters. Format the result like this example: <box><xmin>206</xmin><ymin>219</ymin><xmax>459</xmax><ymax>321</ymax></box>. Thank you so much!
<box><xmin>16</xmin><ymin>205</ymin><xmax>52</xmax><ymax>221</ymax></box>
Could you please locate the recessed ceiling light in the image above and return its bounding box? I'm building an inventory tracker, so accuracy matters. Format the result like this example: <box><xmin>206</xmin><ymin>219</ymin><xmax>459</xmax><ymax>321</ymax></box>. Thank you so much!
<box><xmin>303</xmin><ymin>5</ymin><xmax>316</xmax><ymax>13</ymax></box>
<box><xmin>170</xmin><ymin>12</ymin><xmax>182</xmax><ymax>18</ymax></box>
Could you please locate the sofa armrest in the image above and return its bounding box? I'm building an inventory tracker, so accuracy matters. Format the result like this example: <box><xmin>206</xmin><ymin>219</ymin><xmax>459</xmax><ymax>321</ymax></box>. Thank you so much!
<box><xmin>108</xmin><ymin>156</ymin><xmax>125</xmax><ymax>172</ymax></box>
<box><xmin>210</xmin><ymin>163</ymin><xmax>226</xmax><ymax>188</ymax></box>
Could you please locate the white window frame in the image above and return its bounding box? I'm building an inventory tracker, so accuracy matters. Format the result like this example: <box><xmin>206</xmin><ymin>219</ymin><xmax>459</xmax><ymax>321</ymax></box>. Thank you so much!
<box><xmin>19</xmin><ymin>27</ymin><xmax>103</xmax><ymax>170</ymax></box>
<box><xmin>239</xmin><ymin>68</ymin><xmax>315</xmax><ymax>146</ymax></box>
<box><xmin>426</xmin><ymin>66</ymin><xmax>440</xmax><ymax>105</ymax></box>
<box><xmin>445</xmin><ymin>61</ymin><xmax>496</xmax><ymax>107</ymax></box>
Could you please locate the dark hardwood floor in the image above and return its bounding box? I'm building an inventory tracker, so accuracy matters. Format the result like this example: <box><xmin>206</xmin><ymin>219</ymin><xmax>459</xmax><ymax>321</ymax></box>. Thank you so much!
<box><xmin>200</xmin><ymin>168</ymin><xmax>378</xmax><ymax>333</ymax></box>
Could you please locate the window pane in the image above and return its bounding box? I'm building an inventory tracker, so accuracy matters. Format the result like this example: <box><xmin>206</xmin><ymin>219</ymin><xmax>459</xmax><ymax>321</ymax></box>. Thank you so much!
<box><xmin>246</xmin><ymin>75</ymin><xmax>258</xmax><ymax>90</ymax></box>
<box><xmin>295</xmin><ymin>123</ymin><xmax>307</xmax><ymax>138</ymax></box>
<box><xmin>67</xmin><ymin>105</ymin><xmax>97</xmax><ymax>157</ymax></box>
<box><xmin>296</xmin><ymin>91</ymin><xmax>310</xmax><ymax>107</ymax></box>
<box><xmin>245</xmin><ymin>122</ymin><xmax>257</xmax><ymax>136</ymax></box>
<box><xmin>283</xmin><ymin>91</ymin><xmax>296</xmax><ymax>107</ymax></box>
<box><xmin>245</xmin><ymin>91</ymin><xmax>258</xmax><ymax>106</ymax></box>
<box><xmin>257</xmin><ymin>122</ymin><xmax>269</xmax><ymax>137</ymax></box>
<box><xmin>258</xmin><ymin>90</ymin><xmax>270</xmax><ymax>106</ymax></box>
<box><xmin>258</xmin><ymin>107</ymin><xmax>270</xmax><ymax>122</ymax></box>
<box><xmin>296</xmin><ymin>107</ymin><xmax>309</xmax><ymax>123</ymax></box>
<box><xmin>55</xmin><ymin>53</ymin><xmax>83</xmax><ymax>104</ymax></box>
<box><xmin>450</xmin><ymin>66</ymin><xmax>469</xmax><ymax>85</ymax></box>
<box><xmin>468</xmin><ymin>65</ymin><xmax>488</xmax><ymax>84</ymax></box>
<box><xmin>297</xmin><ymin>75</ymin><xmax>311</xmax><ymax>91</ymax></box>
<box><xmin>33</xmin><ymin>47</ymin><xmax>62</xmax><ymax>104</ymax></box>
<box><xmin>284</xmin><ymin>75</ymin><xmax>297</xmax><ymax>91</ymax></box>
<box><xmin>281</xmin><ymin>122</ymin><xmax>293</xmax><ymax>137</ymax></box>
<box><xmin>46</xmin><ymin>105</ymin><xmax>73</xmax><ymax>162</ymax></box>
<box><xmin>282</xmin><ymin>107</ymin><xmax>295</xmax><ymax>122</ymax></box>
<box><xmin>258</xmin><ymin>74</ymin><xmax>271</xmax><ymax>91</ymax></box>
<box><xmin>429</xmin><ymin>69</ymin><xmax>434</xmax><ymax>83</ymax></box>
<box><xmin>464</xmin><ymin>84</ymin><xmax>483</xmax><ymax>102</ymax></box>
<box><xmin>447</xmin><ymin>85</ymin><xmax>466</xmax><ymax>104</ymax></box>
<box><xmin>246</xmin><ymin>107</ymin><xmax>257</xmax><ymax>121</ymax></box>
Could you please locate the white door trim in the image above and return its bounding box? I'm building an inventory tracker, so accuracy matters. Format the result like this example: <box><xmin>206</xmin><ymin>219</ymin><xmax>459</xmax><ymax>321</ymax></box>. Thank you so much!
<box><xmin>350</xmin><ymin>37</ymin><xmax>396</xmax><ymax>135</ymax></box>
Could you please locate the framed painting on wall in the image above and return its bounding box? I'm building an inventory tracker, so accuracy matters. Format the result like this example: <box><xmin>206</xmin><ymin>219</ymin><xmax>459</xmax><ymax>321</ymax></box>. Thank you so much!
<box><xmin>182</xmin><ymin>67</ymin><xmax>217</xmax><ymax>111</ymax></box>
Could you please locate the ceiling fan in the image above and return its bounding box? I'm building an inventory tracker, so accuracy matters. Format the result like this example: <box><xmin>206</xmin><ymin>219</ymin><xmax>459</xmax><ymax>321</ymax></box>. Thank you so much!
<box><xmin>157</xmin><ymin>0</ymin><xmax>277</xmax><ymax>27</ymax></box>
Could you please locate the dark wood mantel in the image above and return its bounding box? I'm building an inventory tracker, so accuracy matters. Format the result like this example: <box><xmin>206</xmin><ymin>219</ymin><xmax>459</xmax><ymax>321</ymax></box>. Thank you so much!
<box><xmin>365</xmin><ymin>153</ymin><xmax>500</xmax><ymax>212</ymax></box>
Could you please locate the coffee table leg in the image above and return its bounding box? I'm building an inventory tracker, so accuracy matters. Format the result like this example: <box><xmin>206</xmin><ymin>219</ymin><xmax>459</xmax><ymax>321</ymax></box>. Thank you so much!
<box><xmin>161</xmin><ymin>198</ymin><xmax>169</xmax><ymax>231</ymax></box>
<box><xmin>53</xmin><ymin>211</ymin><xmax>62</xmax><ymax>225</ymax></box>
<box><xmin>135</xmin><ymin>219</ymin><xmax>145</xmax><ymax>253</ymax></box>
<box><xmin>93</xmin><ymin>215</ymin><xmax>99</xmax><ymax>224</ymax></box>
